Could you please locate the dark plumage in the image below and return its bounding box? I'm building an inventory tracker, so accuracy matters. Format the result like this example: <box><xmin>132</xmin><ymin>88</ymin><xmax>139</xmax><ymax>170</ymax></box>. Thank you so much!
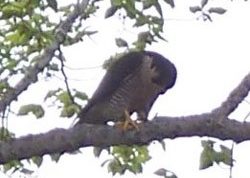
<box><xmin>77</xmin><ymin>51</ymin><xmax>177</xmax><ymax>125</ymax></box>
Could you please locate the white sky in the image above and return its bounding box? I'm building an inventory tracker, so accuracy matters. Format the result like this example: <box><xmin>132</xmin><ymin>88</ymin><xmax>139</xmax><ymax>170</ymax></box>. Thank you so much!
<box><xmin>2</xmin><ymin>1</ymin><xmax>250</xmax><ymax>178</ymax></box>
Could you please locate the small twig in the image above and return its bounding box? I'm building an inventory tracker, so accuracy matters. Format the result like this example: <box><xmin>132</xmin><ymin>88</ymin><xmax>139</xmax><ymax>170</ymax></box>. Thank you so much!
<box><xmin>243</xmin><ymin>111</ymin><xmax>250</xmax><ymax>122</ymax></box>
<box><xmin>1</xmin><ymin>106</ymin><xmax>10</xmax><ymax>139</ymax></box>
<box><xmin>1</xmin><ymin>108</ymin><xmax>5</xmax><ymax>139</ymax></box>
<box><xmin>229</xmin><ymin>142</ymin><xmax>234</xmax><ymax>178</ymax></box>
<box><xmin>64</xmin><ymin>64</ymin><xmax>102</xmax><ymax>70</ymax></box>
<box><xmin>58</xmin><ymin>47</ymin><xmax>75</xmax><ymax>104</ymax></box>
<box><xmin>50</xmin><ymin>73</ymin><xmax>97</xmax><ymax>82</ymax></box>
<box><xmin>243</xmin><ymin>99</ymin><xmax>250</xmax><ymax>122</ymax></box>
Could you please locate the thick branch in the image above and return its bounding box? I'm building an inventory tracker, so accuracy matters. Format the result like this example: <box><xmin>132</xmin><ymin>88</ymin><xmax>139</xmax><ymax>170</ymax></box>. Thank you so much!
<box><xmin>0</xmin><ymin>115</ymin><xmax>250</xmax><ymax>164</ymax></box>
<box><xmin>212</xmin><ymin>72</ymin><xmax>250</xmax><ymax>117</ymax></box>
<box><xmin>0</xmin><ymin>72</ymin><xmax>249</xmax><ymax>164</ymax></box>
<box><xmin>0</xmin><ymin>0</ymin><xmax>90</xmax><ymax>113</ymax></box>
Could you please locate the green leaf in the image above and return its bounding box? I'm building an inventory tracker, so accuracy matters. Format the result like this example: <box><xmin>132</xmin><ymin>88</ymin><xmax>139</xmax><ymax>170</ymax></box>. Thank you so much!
<box><xmin>202</xmin><ymin>12</ymin><xmax>212</xmax><ymax>21</ymax></box>
<box><xmin>130</xmin><ymin>161</ymin><xmax>142</xmax><ymax>174</ymax></box>
<box><xmin>18</xmin><ymin>33</ymin><xmax>30</xmax><ymax>45</ymax></box>
<box><xmin>6</xmin><ymin>33</ymin><xmax>20</xmax><ymax>44</ymax></box>
<box><xmin>84</xmin><ymin>30</ymin><xmax>98</xmax><ymax>36</ymax></box>
<box><xmin>0</xmin><ymin>82</ymin><xmax>8</xmax><ymax>92</ymax></box>
<box><xmin>123</xmin><ymin>0</ymin><xmax>137</xmax><ymax>18</ymax></box>
<box><xmin>134</xmin><ymin>40</ymin><xmax>146</xmax><ymax>51</ymax></box>
<box><xmin>154</xmin><ymin>2</ymin><xmax>163</xmax><ymax>17</ymax></box>
<box><xmin>31</xmin><ymin>156</ymin><xmax>43</xmax><ymax>167</ymax></box>
<box><xmin>199</xmin><ymin>148</ymin><xmax>214</xmax><ymax>169</ymax></box>
<box><xmin>154</xmin><ymin>168</ymin><xmax>167</xmax><ymax>177</ymax></box>
<box><xmin>1</xmin><ymin>4</ymin><xmax>23</xmax><ymax>18</ymax></box>
<box><xmin>6</xmin><ymin>28</ymin><xmax>32</xmax><ymax>46</ymax></box>
<box><xmin>159</xmin><ymin>140</ymin><xmax>166</xmax><ymax>151</ymax></box>
<box><xmin>109</xmin><ymin>145</ymin><xmax>150</xmax><ymax>175</ymax></box>
<box><xmin>151</xmin><ymin>16</ymin><xmax>164</xmax><ymax>26</ymax></box>
<box><xmin>134</xmin><ymin>31</ymin><xmax>155</xmax><ymax>50</ymax></box>
<box><xmin>27</xmin><ymin>0</ymin><xmax>40</xmax><ymax>9</ymax></box>
<box><xmin>201</xmin><ymin>140</ymin><xmax>215</xmax><ymax>147</ymax></box>
<box><xmin>20</xmin><ymin>168</ymin><xmax>34</xmax><ymax>175</ymax></box>
<box><xmin>5</xmin><ymin>59</ymin><xmax>18</xmax><ymax>70</ymax></box>
<box><xmin>0</xmin><ymin>127</ymin><xmax>15</xmax><ymax>141</ymax></box>
<box><xmin>44</xmin><ymin>89</ymin><xmax>61</xmax><ymax>101</ymax></box>
<box><xmin>57</xmin><ymin>91</ymin><xmax>72</xmax><ymax>106</ymax></box>
<box><xmin>134</xmin><ymin>15</ymin><xmax>148</xmax><ymax>27</ymax></box>
<box><xmin>3</xmin><ymin>160</ymin><xmax>23</xmax><ymax>173</ymax></box>
<box><xmin>115</xmin><ymin>38</ymin><xmax>128</xmax><ymax>48</ymax></box>
<box><xmin>74</xmin><ymin>90</ymin><xmax>88</xmax><ymax>101</ymax></box>
<box><xmin>142</xmin><ymin>0</ymin><xmax>157</xmax><ymax>10</ymax></box>
<box><xmin>201</xmin><ymin>0</ymin><xmax>208</xmax><ymax>8</ymax></box>
<box><xmin>138</xmin><ymin>31</ymin><xmax>153</xmax><ymax>42</ymax></box>
<box><xmin>93</xmin><ymin>147</ymin><xmax>104</xmax><ymax>157</ymax></box>
<box><xmin>108</xmin><ymin>159</ymin><xmax>124</xmax><ymax>175</ymax></box>
<box><xmin>163</xmin><ymin>0</ymin><xmax>175</xmax><ymax>8</ymax></box>
<box><xmin>208</xmin><ymin>7</ymin><xmax>227</xmax><ymax>14</ymax></box>
<box><xmin>189</xmin><ymin>6</ymin><xmax>202</xmax><ymax>13</ymax></box>
<box><xmin>48</xmin><ymin>63</ymin><xmax>59</xmax><ymax>71</ymax></box>
<box><xmin>111</xmin><ymin>0</ymin><xmax>123</xmax><ymax>7</ymax></box>
<box><xmin>136</xmin><ymin>146</ymin><xmax>151</xmax><ymax>162</ymax></box>
<box><xmin>60</xmin><ymin>105</ymin><xmax>78</xmax><ymax>117</ymax></box>
<box><xmin>101</xmin><ymin>159</ymin><xmax>112</xmax><ymax>167</ymax></box>
<box><xmin>154</xmin><ymin>31</ymin><xmax>167</xmax><ymax>42</ymax></box>
<box><xmin>46</xmin><ymin>0</ymin><xmax>58</xmax><ymax>11</ymax></box>
<box><xmin>105</xmin><ymin>6</ymin><xmax>118</xmax><ymax>18</ymax></box>
<box><xmin>199</xmin><ymin>140</ymin><xmax>215</xmax><ymax>170</ymax></box>
<box><xmin>18</xmin><ymin>104</ymin><xmax>45</xmax><ymax>119</ymax></box>
<box><xmin>50</xmin><ymin>153</ymin><xmax>62</xmax><ymax>162</ymax></box>
<box><xmin>155</xmin><ymin>168</ymin><xmax>177</xmax><ymax>178</ymax></box>
<box><xmin>215</xmin><ymin>145</ymin><xmax>233</xmax><ymax>166</ymax></box>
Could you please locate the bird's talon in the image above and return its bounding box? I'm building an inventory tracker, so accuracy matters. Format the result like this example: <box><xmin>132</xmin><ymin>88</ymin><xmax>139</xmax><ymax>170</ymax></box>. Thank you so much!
<box><xmin>115</xmin><ymin>110</ymin><xmax>139</xmax><ymax>131</ymax></box>
<box><xmin>124</xmin><ymin>110</ymin><xmax>139</xmax><ymax>131</ymax></box>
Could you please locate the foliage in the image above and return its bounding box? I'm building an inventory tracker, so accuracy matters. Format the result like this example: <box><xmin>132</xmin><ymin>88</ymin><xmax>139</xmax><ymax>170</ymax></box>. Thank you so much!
<box><xmin>105</xmin><ymin>0</ymin><xmax>174</xmax><ymax>50</ymax></box>
<box><xmin>199</xmin><ymin>140</ymin><xmax>233</xmax><ymax>169</ymax></box>
<box><xmin>189</xmin><ymin>0</ymin><xmax>226</xmax><ymax>21</ymax></box>
<box><xmin>154</xmin><ymin>168</ymin><xmax>178</xmax><ymax>178</ymax></box>
<box><xmin>0</xmin><ymin>0</ymin><xmax>54</xmax><ymax>80</ymax></box>
<box><xmin>100</xmin><ymin>145</ymin><xmax>151</xmax><ymax>175</ymax></box>
<box><xmin>18</xmin><ymin>104</ymin><xmax>44</xmax><ymax>118</ymax></box>
<box><xmin>44</xmin><ymin>88</ymin><xmax>88</xmax><ymax>117</ymax></box>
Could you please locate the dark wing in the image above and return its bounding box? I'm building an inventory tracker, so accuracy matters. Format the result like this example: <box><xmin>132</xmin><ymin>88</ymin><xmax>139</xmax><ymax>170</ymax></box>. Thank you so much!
<box><xmin>79</xmin><ymin>51</ymin><xmax>144</xmax><ymax>115</ymax></box>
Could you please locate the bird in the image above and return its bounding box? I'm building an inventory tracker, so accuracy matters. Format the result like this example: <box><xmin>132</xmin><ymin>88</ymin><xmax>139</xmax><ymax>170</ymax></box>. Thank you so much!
<box><xmin>76</xmin><ymin>51</ymin><xmax>177</xmax><ymax>128</ymax></box>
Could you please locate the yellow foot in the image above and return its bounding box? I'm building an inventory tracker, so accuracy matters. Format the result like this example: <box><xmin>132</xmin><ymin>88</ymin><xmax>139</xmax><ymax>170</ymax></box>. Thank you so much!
<box><xmin>116</xmin><ymin>110</ymin><xmax>139</xmax><ymax>131</ymax></box>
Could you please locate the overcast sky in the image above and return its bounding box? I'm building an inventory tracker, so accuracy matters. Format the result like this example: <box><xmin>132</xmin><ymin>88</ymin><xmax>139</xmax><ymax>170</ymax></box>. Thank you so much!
<box><xmin>2</xmin><ymin>1</ymin><xmax>250</xmax><ymax>178</ymax></box>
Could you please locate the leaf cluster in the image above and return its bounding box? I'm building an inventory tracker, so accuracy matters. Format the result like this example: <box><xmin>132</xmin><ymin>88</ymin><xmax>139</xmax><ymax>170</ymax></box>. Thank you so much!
<box><xmin>105</xmin><ymin>0</ymin><xmax>175</xmax><ymax>50</ymax></box>
<box><xmin>189</xmin><ymin>0</ymin><xmax>226</xmax><ymax>21</ymax></box>
<box><xmin>199</xmin><ymin>140</ymin><xmax>233</xmax><ymax>170</ymax></box>
<box><xmin>44</xmin><ymin>88</ymin><xmax>88</xmax><ymax>118</ymax></box>
<box><xmin>154</xmin><ymin>168</ymin><xmax>177</xmax><ymax>178</ymax></box>
<box><xmin>101</xmin><ymin>145</ymin><xmax>151</xmax><ymax>175</ymax></box>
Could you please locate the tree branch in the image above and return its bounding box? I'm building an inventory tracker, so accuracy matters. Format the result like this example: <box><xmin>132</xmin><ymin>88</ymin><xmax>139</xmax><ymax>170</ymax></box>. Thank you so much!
<box><xmin>0</xmin><ymin>72</ymin><xmax>249</xmax><ymax>164</ymax></box>
<box><xmin>212</xmin><ymin>72</ymin><xmax>250</xmax><ymax>117</ymax></box>
<box><xmin>0</xmin><ymin>0</ymin><xmax>90</xmax><ymax>113</ymax></box>
<box><xmin>0</xmin><ymin>115</ymin><xmax>249</xmax><ymax>165</ymax></box>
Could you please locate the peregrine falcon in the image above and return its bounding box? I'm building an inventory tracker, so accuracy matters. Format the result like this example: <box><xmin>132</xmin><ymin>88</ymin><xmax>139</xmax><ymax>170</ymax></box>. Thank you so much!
<box><xmin>77</xmin><ymin>51</ymin><xmax>177</xmax><ymax>126</ymax></box>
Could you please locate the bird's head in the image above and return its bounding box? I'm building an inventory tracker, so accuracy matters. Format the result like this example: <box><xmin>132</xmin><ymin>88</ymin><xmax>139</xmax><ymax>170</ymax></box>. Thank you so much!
<box><xmin>145</xmin><ymin>51</ymin><xmax>177</xmax><ymax>94</ymax></box>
